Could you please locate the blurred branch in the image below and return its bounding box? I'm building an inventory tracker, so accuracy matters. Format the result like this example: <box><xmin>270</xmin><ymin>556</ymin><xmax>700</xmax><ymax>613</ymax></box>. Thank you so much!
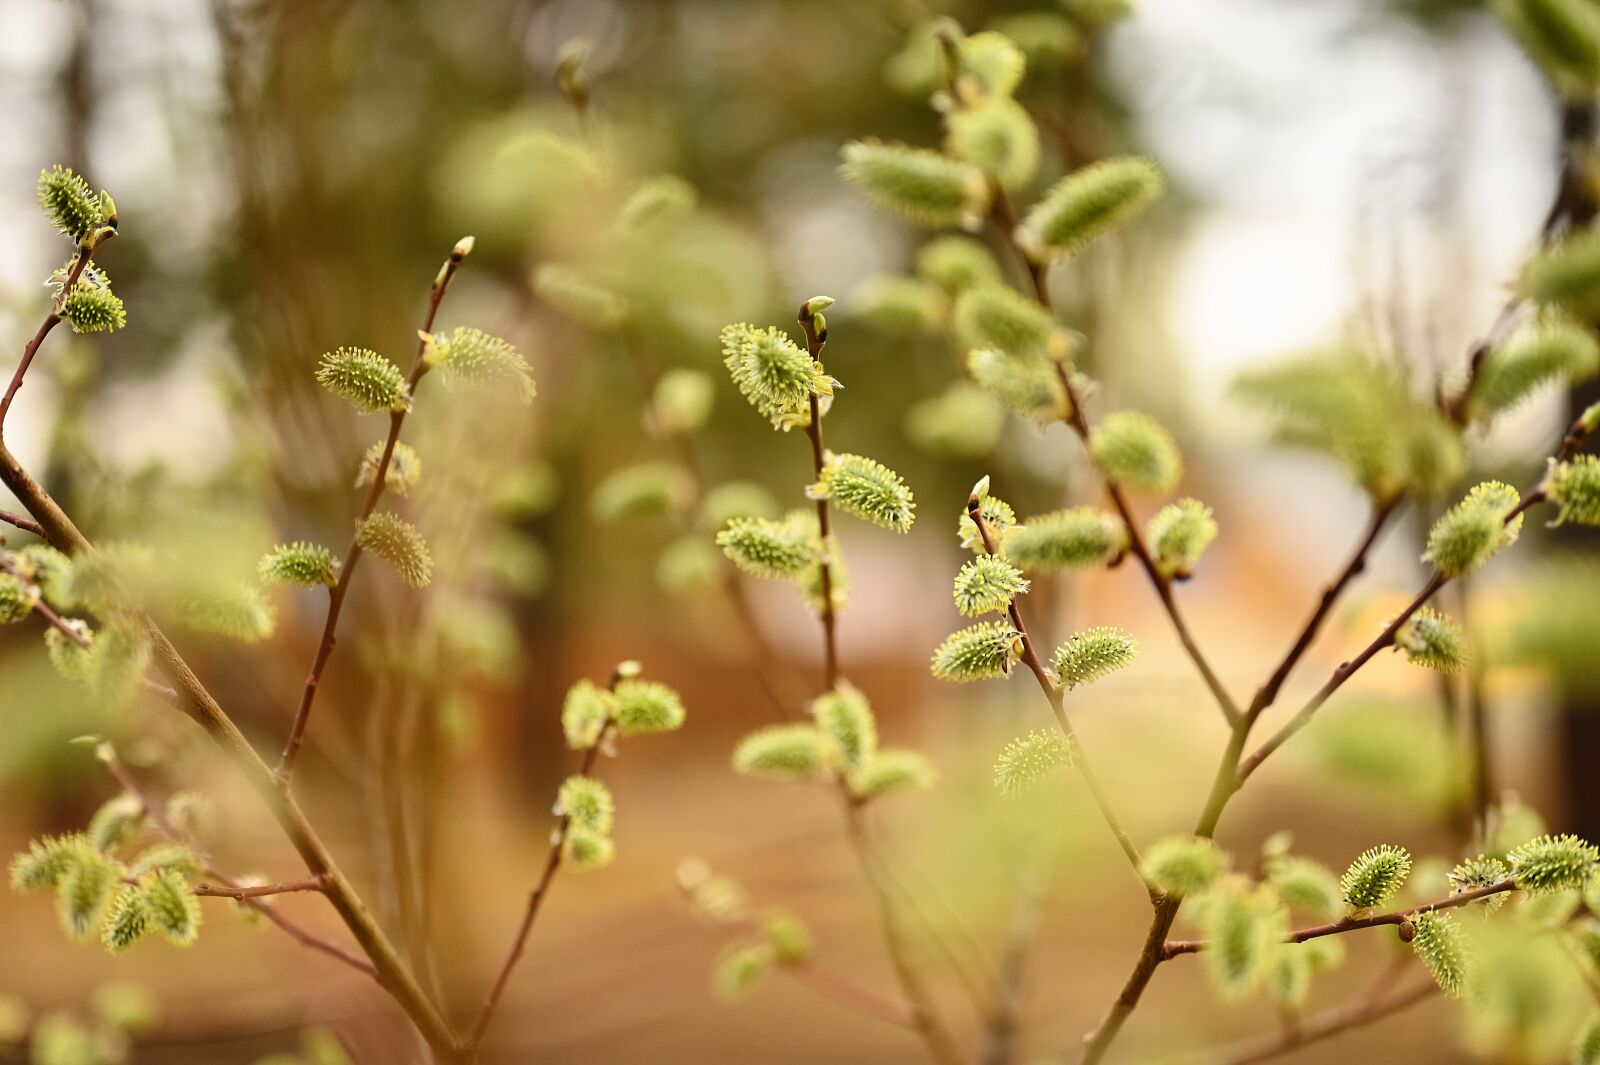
<box><xmin>0</xmin><ymin>509</ymin><xmax>43</xmax><ymax>536</ymax></box>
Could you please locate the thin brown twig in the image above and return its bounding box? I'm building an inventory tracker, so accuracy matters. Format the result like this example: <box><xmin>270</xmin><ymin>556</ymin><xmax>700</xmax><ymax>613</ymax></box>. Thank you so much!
<box><xmin>0</xmin><ymin>246</ymin><xmax>91</xmax><ymax>434</ymax></box>
<box><xmin>194</xmin><ymin>877</ymin><xmax>331</xmax><ymax>900</ymax></box>
<box><xmin>276</xmin><ymin>244</ymin><xmax>468</xmax><ymax>782</ymax></box>
<box><xmin>1186</xmin><ymin>978</ymin><xmax>1438</xmax><ymax>1065</ymax></box>
<box><xmin>0</xmin><ymin>508</ymin><xmax>43</xmax><ymax>536</ymax></box>
<box><xmin>798</xmin><ymin>305</ymin><xmax>840</xmax><ymax>689</ymax></box>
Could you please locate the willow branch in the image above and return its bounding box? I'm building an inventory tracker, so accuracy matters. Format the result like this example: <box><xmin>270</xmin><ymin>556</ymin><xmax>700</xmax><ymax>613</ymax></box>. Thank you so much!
<box><xmin>797</xmin><ymin>306</ymin><xmax>840</xmax><ymax>689</ymax></box>
<box><xmin>275</xmin><ymin>246</ymin><xmax>468</xmax><ymax>782</ymax></box>
<box><xmin>0</xmin><ymin>508</ymin><xmax>43</xmax><ymax>536</ymax></box>
<box><xmin>194</xmin><ymin>877</ymin><xmax>331</xmax><ymax>900</ymax></box>
<box><xmin>1195</xmin><ymin>978</ymin><xmax>1438</xmax><ymax>1065</ymax></box>
<box><xmin>0</xmin><ymin>245</ymin><xmax>91</xmax><ymax>434</ymax></box>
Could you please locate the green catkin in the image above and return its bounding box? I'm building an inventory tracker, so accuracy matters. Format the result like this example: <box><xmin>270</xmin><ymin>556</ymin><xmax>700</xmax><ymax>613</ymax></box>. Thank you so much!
<box><xmin>142</xmin><ymin>870</ymin><xmax>201</xmax><ymax>946</ymax></box>
<box><xmin>1090</xmin><ymin>411</ymin><xmax>1183</xmax><ymax>493</ymax></box>
<box><xmin>966</xmin><ymin>347</ymin><xmax>1068</xmax><ymax>420</ymax></box>
<box><xmin>993</xmin><ymin>731</ymin><xmax>1072</xmax><ymax>795</ymax></box>
<box><xmin>946</xmin><ymin>97</ymin><xmax>1040</xmax><ymax>190</ymax></box>
<box><xmin>86</xmin><ymin>795</ymin><xmax>143</xmax><ymax>854</ymax></box>
<box><xmin>532</xmin><ymin>264</ymin><xmax>632</xmax><ymax>330</ymax></box>
<box><xmin>591</xmin><ymin>462</ymin><xmax>694</xmax><ymax>521</ymax></box>
<box><xmin>258</xmin><ymin>543</ymin><xmax>339</xmax><ymax>587</ymax></box>
<box><xmin>1002</xmin><ymin>507</ymin><xmax>1125</xmax><ymax>571</ymax></box>
<box><xmin>1146</xmin><ymin>498</ymin><xmax>1218</xmax><ymax>579</ymax></box>
<box><xmin>1574</xmin><ymin>1011</ymin><xmax>1600</xmax><ymax>1065</ymax></box>
<box><xmin>1547</xmin><ymin>455</ymin><xmax>1600</xmax><ymax>526</ymax></box>
<box><xmin>176</xmin><ymin>582</ymin><xmax>275</xmax><ymax>642</ymax></box>
<box><xmin>0</xmin><ymin>573</ymin><xmax>35</xmax><ymax>624</ymax></box>
<box><xmin>9</xmin><ymin>835</ymin><xmax>85</xmax><ymax>892</ymax></box>
<box><xmin>316</xmin><ymin>347</ymin><xmax>410</xmax><ymax>413</ymax></box>
<box><xmin>612</xmin><ymin>680</ymin><xmax>686</xmax><ymax>736</ymax></box>
<box><xmin>812</xmin><ymin>453</ymin><xmax>916</xmax><ymax>533</ymax></box>
<box><xmin>1340</xmin><ymin>844</ymin><xmax>1413</xmax><ymax>910</ymax></box>
<box><xmin>955</xmin><ymin>30</ymin><xmax>1027</xmax><ymax>97</ymax></box>
<box><xmin>424</xmin><ymin>327</ymin><xmax>536</xmax><ymax>402</ymax></box>
<box><xmin>838</xmin><ymin>140</ymin><xmax>988</xmax><ymax>228</ymax></box>
<box><xmin>561</xmin><ymin>679</ymin><xmax>615</xmax><ymax>749</ymax></box>
<box><xmin>1200</xmin><ymin>883</ymin><xmax>1286</xmax><ymax>1000</ymax></box>
<box><xmin>716</xmin><ymin>516</ymin><xmax>817</xmax><ymax>579</ymax></box>
<box><xmin>563</xmin><ymin>827</ymin><xmax>615</xmax><ymax>871</ymax></box>
<box><xmin>762</xmin><ymin>910</ymin><xmax>812</xmax><ymax>966</ymax></box>
<box><xmin>558</xmin><ymin>776</ymin><xmax>615</xmax><ymax>835</ymax></box>
<box><xmin>1019</xmin><ymin>157</ymin><xmax>1164</xmax><ymax>258</ymax></box>
<box><xmin>1508</xmin><ymin>834</ymin><xmax>1599</xmax><ymax>893</ymax></box>
<box><xmin>731</xmin><ymin>725</ymin><xmax>829</xmax><ymax>779</ymax></box>
<box><xmin>652</xmin><ymin>369</ymin><xmax>716</xmax><ymax>434</ymax></box>
<box><xmin>36</xmin><ymin>165</ymin><xmax>106</xmax><ymax>242</ymax></box>
<box><xmin>1266</xmin><ymin>856</ymin><xmax>1343</xmax><ymax>920</ymax></box>
<box><xmin>853</xmin><ymin>275</ymin><xmax>947</xmax><ymax>337</ymax></box>
<box><xmin>1450</xmin><ymin>855</ymin><xmax>1512</xmax><ymax>914</ymax></box>
<box><xmin>101</xmin><ymin>885</ymin><xmax>151</xmax><ymax>955</ymax></box>
<box><xmin>356</xmin><ymin>440</ymin><xmax>422</xmax><ymax>496</ymax></box>
<box><xmin>905</xmin><ymin>382</ymin><xmax>1006</xmax><ymax>458</ymax></box>
<box><xmin>952</xmin><ymin>554</ymin><xmax>1029</xmax><ymax>616</ymax></box>
<box><xmin>813</xmin><ymin>683</ymin><xmax>877</xmax><ymax>774</ymax></box>
<box><xmin>931</xmin><ymin>621</ymin><xmax>1022</xmax><ymax>681</ymax></box>
<box><xmin>357</xmin><ymin>512</ymin><xmax>432</xmax><ymax>588</ymax></box>
<box><xmin>1141</xmin><ymin>836</ymin><xmax>1229</xmax><ymax>897</ymax></box>
<box><xmin>56</xmin><ymin>845</ymin><xmax>117</xmax><ymax>942</ymax></box>
<box><xmin>44</xmin><ymin>621</ymin><xmax>94</xmax><ymax>684</ymax></box>
<box><xmin>916</xmin><ymin>235</ymin><xmax>1002</xmax><ymax>293</ymax></box>
<box><xmin>1470</xmin><ymin>315</ymin><xmax>1600</xmax><ymax>416</ymax></box>
<box><xmin>1424</xmin><ymin>481</ymin><xmax>1523</xmax><ymax>577</ymax></box>
<box><xmin>618</xmin><ymin>174</ymin><xmax>697</xmax><ymax>232</ymax></box>
<box><xmin>713</xmin><ymin>943</ymin><xmax>773</xmax><ymax>1000</ymax></box>
<box><xmin>1395</xmin><ymin>607</ymin><xmax>1468</xmax><ymax>674</ymax></box>
<box><xmin>1051</xmin><ymin>626</ymin><xmax>1138</xmax><ymax>689</ymax></box>
<box><xmin>1411</xmin><ymin>911</ymin><xmax>1469</xmax><ymax>998</ymax></box>
<box><xmin>721</xmin><ymin>323</ymin><xmax>834</xmax><ymax>430</ymax></box>
<box><xmin>952</xmin><ymin>283</ymin><xmax>1059</xmax><ymax>356</ymax></box>
<box><xmin>852</xmin><ymin>750</ymin><xmax>936</xmax><ymax>797</ymax></box>
<box><xmin>15</xmin><ymin>543</ymin><xmax>73</xmax><ymax>606</ymax></box>
<box><xmin>60</xmin><ymin>284</ymin><xmax>126</xmax><ymax>334</ymax></box>
<box><xmin>128</xmin><ymin>844</ymin><xmax>202</xmax><ymax>878</ymax></box>
<box><xmin>959</xmin><ymin>494</ymin><xmax>1018</xmax><ymax>552</ymax></box>
<box><xmin>1521</xmin><ymin>229</ymin><xmax>1600</xmax><ymax>316</ymax></box>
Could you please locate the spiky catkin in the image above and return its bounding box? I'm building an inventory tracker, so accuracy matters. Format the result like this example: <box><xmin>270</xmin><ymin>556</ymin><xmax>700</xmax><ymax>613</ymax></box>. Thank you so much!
<box><xmin>175</xmin><ymin>582</ymin><xmax>275</xmax><ymax>642</ymax></box>
<box><xmin>316</xmin><ymin>347</ymin><xmax>409</xmax><ymax>413</ymax></box>
<box><xmin>813</xmin><ymin>682</ymin><xmax>877</xmax><ymax>774</ymax></box>
<box><xmin>1547</xmin><ymin>455</ymin><xmax>1600</xmax><ymax>526</ymax></box>
<box><xmin>86</xmin><ymin>795</ymin><xmax>143</xmax><ymax>855</ymax></box>
<box><xmin>9</xmin><ymin>834</ymin><xmax>84</xmax><ymax>892</ymax></box>
<box><xmin>613</xmin><ymin>679</ymin><xmax>686</xmax><ymax>736</ymax></box>
<box><xmin>425</xmin><ymin>327</ymin><xmax>536</xmax><ymax>402</ymax></box>
<box><xmin>955</xmin><ymin>30</ymin><xmax>1027</xmax><ymax>97</ymax></box>
<box><xmin>1450</xmin><ymin>855</ymin><xmax>1512</xmax><ymax>914</ymax></box>
<box><xmin>1266</xmin><ymin>856</ymin><xmax>1343</xmax><ymax>920</ymax></box>
<box><xmin>993</xmin><ymin>731</ymin><xmax>1072</xmax><ymax>795</ymax></box>
<box><xmin>102</xmin><ymin>885</ymin><xmax>151</xmax><ymax>955</ymax></box>
<box><xmin>561</xmin><ymin>678</ymin><xmax>615</xmax><ymax>750</ymax></box>
<box><xmin>15</xmin><ymin>543</ymin><xmax>72</xmax><ymax>605</ymax></box>
<box><xmin>356</xmin><ymin>440</ymin><xmax>422</xmax><ymax>496</ymax></box>
<box><xmin>1147</xmin><ymin>498</ymin><xmax>1218</xmax><ymax>579</ymax></box>
<box><xmin>953</xmin><ymin>282</ymin><xmax>1058</xmax><ymax>356</ymax></box>
<box><xmin>128</xmin><ymin>844</ymin><xmax>202</xmax><ymax>878</ymax></box>
<box><xmin>563</xmin><ymin>827</ymin><xmax>615</xmax><ymax>871</ymax></box>
<box><xmin>716</xmin><ymin>515</ymin><xmax>817</xmax><ymax>579</ymax></box>
<box><xmin>966</xmin><ymin>347</ymin><xmax>1067</xmax><ymax>420</ymax></box>
<box><xmin>60</xmin><ymin>284</ymin><xmax>126</xmax><ymax>334</ymax></box>
<box><xmin>917</xmin><ymin>235</ymin><xmax>1001</xmax><ymax>293</ymax></box>
<box><xmin>0</xmin><ymin>573</ymin><xmax>35</xmax><ymax>624</ymax></box>
<box><xmin>852</xmin><ymin>749</ymin><xmax>935</xmax><ymax>797</ymax></box>
<box><xmin>591</xmin><ymin>462</ymin><xmax>694</xmax><ymax>521</ymax></box>
<box><xmin>1470</xmin><ymin>315</ymin><xmax>1600</xmax><ymax>416</ymax></box>
<box><xmin>946</xmin><ymin>97</ymin><xmax>1039</xmax><ymax>190</ymax></box>
<box><xmin>558</xmin><ymin>776</ymin><xmax>615</xmax><ymax>835</ymax></box>
<box><xmin>1019</xmin><ymin>157</ymin><xmax>1164</xmax><ymax>258</ymax></box>
<box><xmin>952</xmin><ymin>554</ymin><xmax>1029</xmax><ymax>616</ymax></box>
<box><xmin>931</xmin><ymin>620</ymin><xmax>1021</xmax><ymax>681</ymax></box>
<box><xmin>1395</xmin><ymin>607</ymin><xmax>1468</xmax><ymax>674</ymax></box>
<box><xmin>731</xmin><ymin>724</ymin><xmax>829</xmax><ymax>779</ymax></box>
<box><xmin>1201</xmin><ymin>883</ymin><xmax>1287</xmax><ymax>1001</ymax></box>
<box><xmin>44</xmin><ymin>621</ymin><xmax>94</xmax><ymax>684</ymax></box>
<box><xmin>838</xmin><ymin>140</ymin><xmax>988</xmax><ymax>228</ymax></box>
<box><xmin>1424</xmin><ymin>481</ymin><xmax>1523</xmax><ymax>577</ymax></box>
<box><xmin>357</xmin><ymin>512</ymin><xmax>432</xmax><ymax>588</ymax></box>
<box><xmin>1508</xmin><ymin>834</ymin><xmax>1599</xmax><ymax>893</ymax></box>
<box><xmin>1520</xmin><ymin>229</ymin><xmax>1600</xmax><ymax>316</ymax></box>
<box><xmin>37</xmin><ymin>165</ymin><xmax>107</xmax><ymax>242</ymax></box>
<box><xmin>1090</xmin><ymin>411</ymin><xmax>1182</xmax><ymax>493</ymax></box>
<box><xmin>532</xmin><ymin>264</ymin><xmax>632</xmax><ymax>329</ymax></box>
<box><xmin>1141</xmin><ymin>836</ymin><xmax>1229</xmax><ymax>897</ymax></box>
<box><xmin>721</xmin><ymin>323</ymin><xmax>833</xmax><ymax>430</ymax></box>
<box><xmin>258</xmin><ymin>542</ymin><xmax>339</xmax><ymax>587</ymax></box>
<box><xmin>1340</xmin><ymin>844</ymin><xmax>1412</xmax><ymax>910</ymax></box>
<box><xmin>1051</xmin><ymin>626</ymin><xmax>1138</xmax><ymax>689</ymax></box>
<box><xmin>959</xmin><ymin>493</ymin><xmax>1018</xmax><ymax>551</ymax></box>
<box><xmin>813</xmin><ymin>453</ymin><xmax>916</xmax><ymax>532</ymax></box>
<box><xmin>57</xmin><ymin>844</ymin><xmax>117</xmax><ymax>942</ymax></box>
<box><xmin>1002</xmin><ymin>507</ymin><xmax>1125</xmax><ymax>571</ymax></box>
<box><xmin>1411</xmin><ymin>911</ymin><xmax>1469</xmax><ymax>998</ymax></box>
<box><xmin>90</xmin><ymin>622</ymin><xmax>152</xmax><ymax>706</ymax></box>
<box><xmin>142</xmin><ymin>869</ymin><xmax>201</xmax><ymax>946</ymax></box>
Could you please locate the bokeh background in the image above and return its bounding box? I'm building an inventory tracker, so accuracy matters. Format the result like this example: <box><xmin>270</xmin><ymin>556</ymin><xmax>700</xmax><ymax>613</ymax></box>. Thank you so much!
<box><xmin>1</xmin><ymin>0</ymin><xmax>1597</xmax><ymax>1062</ymax></box>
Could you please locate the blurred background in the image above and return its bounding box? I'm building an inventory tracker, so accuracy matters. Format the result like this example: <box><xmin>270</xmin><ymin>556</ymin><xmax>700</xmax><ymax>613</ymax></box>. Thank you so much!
<box><xmin>1</xmin><ymin>0</ymin><xmax>1597</xmax><ymax>1062</ymax></box>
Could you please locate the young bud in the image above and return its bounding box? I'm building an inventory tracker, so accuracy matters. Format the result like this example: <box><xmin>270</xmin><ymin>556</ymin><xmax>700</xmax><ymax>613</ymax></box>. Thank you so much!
<box><xmin>762</xmin><ymin>910</ymin><xmax>813</xmax><ymax>966</ymax></box>
<box><xmin>425</xmin><ymin>326</ymin><xmax>536</xmax><ymax>403</ymax></box>
<box><xmin>36</xmin><ymin>166</ymin><xmax>107</xmax><ymax>243</ymax></box>
<box><xmin>1520</xmin><ymin>228</ymin><xmax>1600</xmax><ymax>316</ymax></box>
<box><xmin>357</xmin><ymin>512</ymin><xmax>432</xmax><ymax>588</ymax></box>
<box><xmin>931</xmin><ymin>621</ymin><xmax>1022</xmax><ymax>681</ymax></box>
<box><xmin>813</xmin><ymin>682</ymin><xmax>877</xmax><ymax>774</ymax></box>
<box><xmin>1051</xmin><ymin>626</ymin><xmax>1138</xmax><ymax>689</ymax></box>
<box><xmin>60</xmin><ymin>285</ymin><xmax>126</xmax><ymax>334</ymax></box>
<box><xmin>952</xmin><ymin>554</ymin><xmax>1029</xmax><ymax>617</ymax></box>
<box><xmin>1146</xmin><ymin>498</ymin><xmax>1218</xmax><ymax>579</ymax></box>
<box><xmin>1449</xmin><ymin>855</ymin><xmax>1511</xmax><ymax>914</ymax></box>
<box><xmin>142</xmin><ymin>869</ymin><xmax>202</xmax><ymax>946</ymax></box>
<box><xmin>613</xmin><ymin>679</ymin><xmax>686</xmax><ymax>736</ymax></box>
<box><xmin>958</xmin><ymin>493</ymin><xmax>1017</xmax><ymax>552</ymax></box>
<box><xmin>561</xmin><ymin>679</ymin><xmax>616</xmax><ymax>750</ymax></box>
<box><xmin>1546</xmin><ymin>454</ymin><xmax>1600</xmax><ymax>526</ymax></box>
<box><xmin>1394</xmin><ymin>607</ymin><xmax>1468</xmax><ymax>674</ymax></box>
<box><xmin>316</xmin><ymin>347</ymin><xmax>410</xmax><ymax>413</ymax></box>
<box><xmin>953</xmin><ymin>282</ymin><xmax>1057</xmax><ymax>356</ymax></box>
<box><xmin>1411</xmin><ymin>911</ymin><xmax>1469</xmax><ymax>998</ymax></box>
<box><xmin>1508</xmin><ymin>833</ymin><xmax>1599</xmax><ymax>893</ymax></box>
<box><xmin>1470</xmin><ymin>314</ymin><xmax>1600</xmax><ymax>417</ymax></box>
<box><xmin>1424</xmin><ymin>481</ymin><xmax>1523</xmax><ymax>577</ymax></box>
<box><xmin>590</xmin><ymin>462</ymin><xmax>695</xmax><ymax>522</ymax></box>
<box><xmin>716</xmin><ymin>515</ymin><xmax>818</xmax><ymax>580</ymax></box>
<box><xmin>533</xmin><ymin>264</ymin><xmax>632</xmax><ymax>330</ymax></box>
<box><xmin>713</xmin><ymin>943</ymin><xmax>773</xmax><ymax>1000</ymax></box>
<box><xmin>1020</xmin><ymin>157</ymin><xmax>1164</xmax><ymax>259</ymax></box>
<box><xmin>1000</xmin><ymin>506</ymin><xmax>1127</xmax><ymax>573</ymax></box>
<box><xmin>732</xmin><ymin>724</ymin><xmax>829</xmax><ymax>779</ymax></box>
<box><xmin>1580</xmin><ymin>400</ymin><xmax>1600</xmax><ymax>435</ymax></box>
<box><xmin>452</xmin><ymin>235</ymin><xmax>476</xmax><ymax>260</ymax></box>
<box><xmin>852</xmin><ymin>749</ymin><xmax>936</xmax><ymax>798</ymax></box>
<box><xmin>1089</xmin><ymin>411</ymin><xmax>1183</xmax><ymax>494</ymax></box>
<box><xmin>563</xmin><ymin>827</ymin><xmax>615</xmax><ymax>871</ymax></box>
<box><xmin>946</xmin><ymin>97</ymin><xmax>1040</xmax><ymax>190</ymax></box>
<box><xmin>1141</xmin><ymin>836</ymin><xmax>1229</xmax><ymax>898</ymax></box>
<box><xmin>355</xmin><ymin>441</ymin><xmax>422</xmax><ymax>496</ymax></box>
<box><xmin>258</xmin><ymin>542</ymin><xmax>340</xmax><ymax>587</ymax></box>
<box><xmin>811</xmin><ymin>453</ymin><xmax>916</xmax><ymax>533</ymax></box>
<box><xmin>721</xmin><ymin>323</ymin><xmax>834</xmax><ymax>430</ymax></box>
<box><xmin>1339</xmin><ymin>844</ymin><xmax>1412</xmax><ymax>910</ymax></box>
<box><xmin>557</xmin><ymin>776</ymin><xmax>615</xmax><ymax>835</ymax></box>
<box><xmin>992</xmin><ymin>730</ymin><xmax>1072</xmax><ymax>795</ymax></box>
<box><xmin>916</xmin><ymin>235</ymin><xmax>1002</xmax><ymax>294</ymax></box>
<box><xmin>839</xmin><ymin>140</ymin><xmax>989</xmax><ymax>228</ymax></box>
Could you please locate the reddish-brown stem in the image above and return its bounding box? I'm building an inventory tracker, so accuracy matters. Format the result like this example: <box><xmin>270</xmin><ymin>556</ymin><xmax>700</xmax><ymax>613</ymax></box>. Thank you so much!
<box><xmin>1161</xmin><ymin>880</ymin><xmax>1514</xmax><ymax>958</ymax></box>
<box><xmin>0</xmin><ymin>246</ymin><xmax>91</xmax><ymax>435</ymax></box>
<box><xmin>969</xmin><ymin>496</ymin><xmax>1149</xmax><ymax>889</ymax></box>
<box><xmin>0</xmin><ymin>508</ymin><xmax>43</xmax><ymax>536</ymax></box>
<box><xmin>466</xmin><ymin>727</ymin><xmax>607</xmax><ymax>1052</ymax></box>
<box><xmin>276</xmin><ymin>248</ymin><xmax>466</xmax><ymax>782</ymax></box>
<box><xmin>1196</xmin><ymin>978</ymin><xmax>1438</xmax><ymax>1065</ymax></box>
<box><xmin>194</xmin><ymin>876</ymin><xmax>331</xmax><ymax>900</ymax></box>
<box><xmin>798</xmin><ymin>308</ymin><xmax>840</xmax><ymax>689</ymax></box>
<box><xmin>791</xmin><ymin>960</ymin><xmax>920</xmax><ymax>1029</ymax></box>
